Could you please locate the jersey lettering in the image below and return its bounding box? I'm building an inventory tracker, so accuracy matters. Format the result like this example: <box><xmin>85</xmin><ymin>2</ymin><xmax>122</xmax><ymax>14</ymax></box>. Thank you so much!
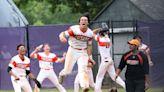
<box><xmin>74</xmin><ymin>35</ymin><xmax>92</xmax><ymax>41</ymax></box>
<box><xmin>127</xmin><ymin>60</ymin><xmax>139</xmax><ymax>65</ymax></box>
<box><xmin>37</xmin><ymin>54</ymin><xmax>58</xmax><ymax>62</ymax></box>
<box><xmin>16</xmin><ymin>63</ymin><xmax>30</xmax><ymax>69</ymax></box>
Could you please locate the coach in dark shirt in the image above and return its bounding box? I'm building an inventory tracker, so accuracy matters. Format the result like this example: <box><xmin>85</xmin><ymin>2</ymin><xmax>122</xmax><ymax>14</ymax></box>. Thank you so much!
<box><xmin>115</xmin><ymin>39</ymin><xmax>150</xmax><ymax>92</ymax></box>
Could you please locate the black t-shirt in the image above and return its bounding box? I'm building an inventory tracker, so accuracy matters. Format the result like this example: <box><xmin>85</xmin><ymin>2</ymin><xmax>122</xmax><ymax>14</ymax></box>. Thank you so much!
<box><xmin>118</xmin><ymin>51</ymin><xmax>149</xmax><ymax>80</ymax></box>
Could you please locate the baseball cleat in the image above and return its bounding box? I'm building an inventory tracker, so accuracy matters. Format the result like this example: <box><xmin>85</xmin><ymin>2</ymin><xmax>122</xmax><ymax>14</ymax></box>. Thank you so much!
<box><xmin>109</xmin><ymin>87</ymin><xmax>117</xmax><ymax>92</ymax></box>
<box><xmin>83</xmin><ymin>88</ymin><xmax>89</xmax><ymax>92</ymax></box>
<box><xmin>59</xmin><ymin>75</ymin><xmax>65</xmax><ymax>84</ymax></box>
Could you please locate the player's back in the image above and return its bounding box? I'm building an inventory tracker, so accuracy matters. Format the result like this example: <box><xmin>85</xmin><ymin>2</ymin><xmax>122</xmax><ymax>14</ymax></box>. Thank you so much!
<box><xmin>97</xmin><ymin>35</ymin><xmax>112</xmax><ymax>57</ymax></box>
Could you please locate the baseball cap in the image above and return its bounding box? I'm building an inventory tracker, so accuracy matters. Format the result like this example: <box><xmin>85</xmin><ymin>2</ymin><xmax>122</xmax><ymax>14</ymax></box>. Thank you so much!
<box><xmin>128</xmin><ymin>39</ymin><xmax>140</xmax><ymax>46</ymax></box>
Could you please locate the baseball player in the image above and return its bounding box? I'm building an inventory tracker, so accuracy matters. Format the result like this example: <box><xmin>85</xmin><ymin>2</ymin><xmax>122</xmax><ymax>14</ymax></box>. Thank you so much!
<box><xmin>74</xmin><ymin>60</ymin><xmax>95</xmax><ymax>92</ymax></box>
<box><xmin>7</xmin><ymin>44</ymin><xmax>41</xmax><ymax>92</ymax></box>
<box><xmin>30</xmin><ymin>43</ymin><xmax>66</xmax><ymax>92</ymax></box>
<box><xmin>93</xmin><ymin>28</ymin><xmax>125</xmax><ymax>92</ymax></box>
<box><xmin>58</xmin><ymin>13</ymin><xmax>94</xmax><ymax>92</ymax></box>
<box><xmin>133</xmin><ymin>35</ymin><xmax>154</xmax><ymax>66</ymax></box>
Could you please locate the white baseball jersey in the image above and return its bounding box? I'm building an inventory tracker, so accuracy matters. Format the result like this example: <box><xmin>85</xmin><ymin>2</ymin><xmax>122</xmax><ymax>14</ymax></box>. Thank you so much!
<box><xmin>95</xmin><ymin>35</ymin><xmax>112</xmax><ymax>58</ymax></box>
<box><xmin>9</xmin><ymin>55</ymin><xmax>30</xmax><ymax>77</ymax></box>
<box><xmin>34</xmin><ymin>52</ymin><xmax>58</xmax><ymax>69</ymax></box>
<box><xmin>94</xmin><ymin>35</ymin><xmax>126</xmax><ymax>92</ymax></box>
<box><xmin>64</xmin><ymin>25</ymin><xmax>93</xmax><ymax>49</ymax></box>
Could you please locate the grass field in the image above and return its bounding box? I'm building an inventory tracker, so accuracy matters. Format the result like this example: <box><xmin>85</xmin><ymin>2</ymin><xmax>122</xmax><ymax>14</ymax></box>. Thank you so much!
<box><xmin>0</xmin><ymin>88</ymin><xmax>163</xmax><ymax>92</ymax></box>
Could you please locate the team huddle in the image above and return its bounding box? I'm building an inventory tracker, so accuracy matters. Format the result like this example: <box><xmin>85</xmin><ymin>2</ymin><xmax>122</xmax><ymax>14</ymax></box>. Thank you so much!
<box><xmin>7</xmin><ymin>14</ymin><xmax>153</xmax><ymax>92</ymax></box>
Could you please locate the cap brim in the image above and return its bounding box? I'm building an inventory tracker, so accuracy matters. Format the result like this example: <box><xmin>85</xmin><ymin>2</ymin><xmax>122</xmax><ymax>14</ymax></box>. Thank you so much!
<box><xmin>128</xmin><ymin>41</ymin><xmax>136</xmax><ymax>46</ymax></box>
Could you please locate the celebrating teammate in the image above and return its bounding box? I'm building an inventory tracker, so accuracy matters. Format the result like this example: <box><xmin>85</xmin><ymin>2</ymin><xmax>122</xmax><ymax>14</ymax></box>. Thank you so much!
<box><xmin>58</xmin><ymin>13</ymin><xmax>94</xmax><ymax>92</ymax></box>
<box><xmin>93</xmin><ymin>26</ymin><xmax>125</xmax><ymax>92</ymax></box>
<box><xmin>7</xmin><ymin>44</ymin><xmax>41</xmax><ymax>92</ymax></box>
<box><xmin>133</xmin><ymin>35</ymin><xmax>154</xmax><ymax>66</ymax></box>
<box><xmin>30</xmin><ymin>43</ymin><xmax>66</xmax><ymax>92</ymax></box>
<box><xmin>74</xmin><ymin>61</ymin><xmax>95</xmax><ymax>92</ymax></box>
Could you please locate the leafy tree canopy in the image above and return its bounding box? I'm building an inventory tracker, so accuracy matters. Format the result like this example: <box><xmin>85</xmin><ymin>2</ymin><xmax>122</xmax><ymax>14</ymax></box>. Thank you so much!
<box><xmin>14</xmin><ymin>0</ymin><xmax>111</xmax><ymax>25</ymax></box>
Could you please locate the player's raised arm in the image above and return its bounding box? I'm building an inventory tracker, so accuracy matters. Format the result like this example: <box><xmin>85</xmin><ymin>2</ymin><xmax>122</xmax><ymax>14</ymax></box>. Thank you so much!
<box><xmin>93</xmin><ymin>28</ymin><xmax>102</xmax><ymax>34</ymax></box>
<box><xmin>56</xmin><ymin>52</ymin><xmax>66</xmax><ymax>63</ymax></box>
<box><xmin>145</xmin><ymin>48</ymin><xmax>154</xmax><ymax>66</ymax></box>
<box><xmin>30</xmin><ymin>44</ymin><xmax>43</xmax><ymax>58</ymax></box>
<box><xmin>93</xmin><ymin>28</ymin><xmax>101</xmax><ymax>40</ymax></box>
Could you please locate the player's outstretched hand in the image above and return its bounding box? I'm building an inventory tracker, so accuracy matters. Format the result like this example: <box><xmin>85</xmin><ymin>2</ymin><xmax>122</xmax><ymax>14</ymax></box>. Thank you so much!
<box><xmin>90</xmin><ymin>59</ymin><xmax>96</xmax><ymax>65</ymax></box>
<box><xmin>87</xmin><ymin>62</ymin><xmax>94</xmax><ymax>68</ymax></box>
<box><xmin>59</xmin><ymin>35</ymin><xmax>67</xmax><ymax>43</ymax></box>
<box><xmin>63</xmin><ymin>52</ymin><xmax>67</xmax><ymax>57</ymax></box>
<box><xmin>15</xmin><ymin>76</ymin><xmax>20</xmax><ymax>81</ymax></box>
<box><xmin>87</xmin><ymin>59</ymin><xmax>95</xmax><ymax>68</ymax></box>
<box><xmin>33</xmin><ymin>79</ymin><xmax>41</xmax><ymax>88</ymax></box>
<box><xmin>14</xmin><ymin>77</ymin><xmax>20</xmax><ymax>83</ymax></box>
<box><xmin>149</xmin><ymin>61</ymin><xmax>154</xmax><ymax>66</ymax></box>
<box><xmin>35</xmin><ymin>44</ymin><xmax>43</xmax><ymax>51</ymax></box>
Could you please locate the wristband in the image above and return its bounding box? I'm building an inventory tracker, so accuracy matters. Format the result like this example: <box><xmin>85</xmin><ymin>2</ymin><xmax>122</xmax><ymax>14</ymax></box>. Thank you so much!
<box><xmin>89</xmin><ymin>55</ymin><xmax>93</xmax><ymax>60</ymax></box>
<box><xmin>88</xmin><ymin>55</ymin><xmax>94</xmax><ymax>65</ymax></box>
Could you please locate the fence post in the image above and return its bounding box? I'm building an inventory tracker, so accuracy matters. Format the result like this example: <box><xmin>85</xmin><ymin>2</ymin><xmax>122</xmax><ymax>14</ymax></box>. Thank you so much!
<box><xmin>25</xmin><ymin>25</ymin><xmax>30</xmax><ymax>58</ymax></box>
<box><xmin>110</xmin><ymin>20</ymin><xmax>114</xmax><ymax>61</ymax></box>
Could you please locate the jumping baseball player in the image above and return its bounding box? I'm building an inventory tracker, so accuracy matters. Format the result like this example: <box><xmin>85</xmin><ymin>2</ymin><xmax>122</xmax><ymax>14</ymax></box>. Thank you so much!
<box><xmin>74</xmin><ymin>60</ymin><xmax>95</xmax><ymax>92</ymax></box>
<box><xmin>93</xmin><ymin>27</ymin><xmax>125</xmax><ymax>92</ymax></box>
<box><xmin>133</xmin><ymin>36</ymin><xmax>154</xmax><ymax>66</ymax></box>
<box><xmin>30</xmin><ymin>43</ymin><xmax>66</xmax><ymax>92</ymax></box>
<box><xmin>58</xmin><ymin>13</ymin><xmax>94</xmax><ymax>92</ymax></box>
<box><xmin>7</xmin><ymin>44</ymin><xmax>41</xmax><ymax>92</ymax></box>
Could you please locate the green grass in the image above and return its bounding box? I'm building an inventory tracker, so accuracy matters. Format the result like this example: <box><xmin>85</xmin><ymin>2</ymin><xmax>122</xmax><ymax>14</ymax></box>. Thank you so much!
<box><xmin>0</xmin><ymin>88</ymin><xmax>163</xmax><ymax>92</ymax></box>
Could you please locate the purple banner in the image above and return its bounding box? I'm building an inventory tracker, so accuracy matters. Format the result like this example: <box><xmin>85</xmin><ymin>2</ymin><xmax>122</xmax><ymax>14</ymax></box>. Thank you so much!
<box><xmin>138</xmin><ymin>21</ymin><xmax>164</xmax><ymax>87</ymax></box>
<box><xmin>0</xmin><ymin>27</ymin><xmax>26</xmax><ymax>90</ymax></box>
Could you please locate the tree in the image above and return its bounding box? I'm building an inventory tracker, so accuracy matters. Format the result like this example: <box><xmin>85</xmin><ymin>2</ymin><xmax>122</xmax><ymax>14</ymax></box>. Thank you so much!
<box><xmin>13</xmin><ymin>0</ymin><xmax>111</xmax><ymax>25</ymax></box>
<box><xmin>65</xmin><ymin>0</ymin><xmax>111</xmax><ymax>18</ymax></box>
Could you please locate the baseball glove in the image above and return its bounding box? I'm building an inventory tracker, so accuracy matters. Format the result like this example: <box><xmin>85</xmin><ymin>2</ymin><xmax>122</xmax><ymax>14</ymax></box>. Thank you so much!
<box><xmin>34</xmin><ymin>79</ymin><xmax>42</xmax><ymax>88</ymax></box>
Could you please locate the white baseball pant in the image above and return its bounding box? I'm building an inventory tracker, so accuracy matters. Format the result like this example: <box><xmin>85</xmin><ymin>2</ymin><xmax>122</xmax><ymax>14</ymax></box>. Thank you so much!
<box><xmin>59</xmin><ymin>46</ymin><xmax>90</xmax><ymax>89</ymax></box>
<box><xmin>95</xmin><ymin>57</ymin><xmax>125</xmax><ymax>92</ymax></box>
<box><xmin>74</xmin><ymin>68</ymin><xmax>95</xmax><ymax>92</ymax></box>
<box><xmin>11</xmin><ymin>76</ymin><xmax>32</xmax><ymax>92</ymax></box>
<box><xmin>37</xmin><ymin>69</ymin><xmax>66</xmax><ymax>92</ymax></box>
